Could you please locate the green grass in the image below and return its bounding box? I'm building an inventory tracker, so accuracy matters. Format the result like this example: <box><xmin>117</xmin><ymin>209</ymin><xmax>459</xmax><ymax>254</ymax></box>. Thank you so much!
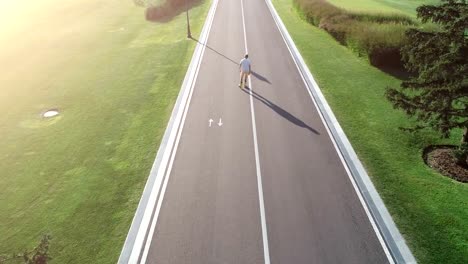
<box><xmin>272</xmin><ymin>0</ymin><xmax>468</xmax><ymax>263</ymax></box>
<box><xmin>328</xmin><ymin>0</ymin><xmax>440</xmax><ymax>17</ymax></box>
<box><xmin>0</xmin><ymin>0</ymin><xmax>209</xmax><ymax>263</ymax></box>
<box><xmin>294</xmin><ymin>0</ymin><xmax>417</xmax><ymax>68</ymax></box>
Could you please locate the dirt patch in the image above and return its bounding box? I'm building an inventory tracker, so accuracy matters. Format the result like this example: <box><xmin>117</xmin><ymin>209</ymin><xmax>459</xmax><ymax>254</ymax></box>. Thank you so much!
<box><xmin>423</xmin><ymin>145</ymin><xmax>468</xmax><ymax>183</ymax></box>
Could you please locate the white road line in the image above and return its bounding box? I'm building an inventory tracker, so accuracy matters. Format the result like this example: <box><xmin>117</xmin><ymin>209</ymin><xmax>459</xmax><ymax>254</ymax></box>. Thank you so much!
<box><xmin>124</xmin><ymin>0</ymin><xmax>220</xmax><ymax>263</ymax></box>
<box><xmin>263</xmin><ymin>0</ymin><xmax>395</xmax><ymax>262</ymax></box>
<box><xmin>241</xmin><ymin>0</ymin><xmax>271</xmax><ymax>263</ymax></box>
<box><xmin>126</xmin><ymin>0</ymin><xmax>217</xmax><ymax>264</ymax></box>
<box><xmin>248</xmin><ymin>77</ymin><xmax>271</xmax><ymax>264</ymax></box>
<box><xmin>140</xmin><ymin>47</ymin><xmax>202</xmax><ymax>262</ymax></box>
<box><xmin>139</xmin><ymin>1</ymin><xmax>220</xmax><ymax>262</ymax></box>
<box><xmin>240</xmin><ymin>0</ymin><xmax>248</xmax><ymax>54</ymax></box>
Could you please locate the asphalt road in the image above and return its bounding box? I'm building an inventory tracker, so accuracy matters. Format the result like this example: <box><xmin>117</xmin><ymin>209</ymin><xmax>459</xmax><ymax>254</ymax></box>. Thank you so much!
<box><xmin>142</xmin><ymin>0</ymin><xmax>391</xmax><ymax>263</ymax></box>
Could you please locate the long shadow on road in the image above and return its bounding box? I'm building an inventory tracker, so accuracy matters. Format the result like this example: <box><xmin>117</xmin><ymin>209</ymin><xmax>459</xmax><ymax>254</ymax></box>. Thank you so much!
<box><xmin>189</xmin><ymin>37</ymin><xmax>307</xmax><ymax>133</ymax></box>
<box><xmin>191</xmin><ymin>37</ymin><xmax>238</xmax><ymax>65</ymax></box>
<box><xmin>241</xmin><ymin>87</ymin><xmax>320</xmax><ymax>135</ymax></box>
<box><xmin>191</xmin><ymin>37</ymin><xmax>271</xmax><ymax>84</ymax></box>
<box><xmin>190</xmin><ymin>37</ymin><xmax>272</xmax><ymax>85</ymax></box>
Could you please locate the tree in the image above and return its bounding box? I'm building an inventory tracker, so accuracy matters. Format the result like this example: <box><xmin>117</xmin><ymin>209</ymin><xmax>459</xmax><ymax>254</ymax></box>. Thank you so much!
<box><xmin>386</xmin><ymin>0</ymin><xmax>468</xmax><ymax>166</ymax></box>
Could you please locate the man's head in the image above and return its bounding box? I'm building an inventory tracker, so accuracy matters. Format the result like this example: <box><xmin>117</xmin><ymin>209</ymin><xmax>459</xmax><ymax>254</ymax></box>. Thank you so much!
<box><xmin>245</xmin><ymin>54</ymin><xmax>248</xmax><ymax>59</ymax></box>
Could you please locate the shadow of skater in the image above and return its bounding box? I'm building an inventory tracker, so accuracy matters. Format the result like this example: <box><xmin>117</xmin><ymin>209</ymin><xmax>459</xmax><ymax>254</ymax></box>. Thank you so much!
<box><xmin>242</xmin><ymin>87</ymin><xmax>320</xmax><ymax>135</ymax></box>
<box><xmin>190</xmin><ymin>37</ymin><xmax>238</xmax><ymax>65</ymax></box>
<box><xmin>251</xmin><ymin>71</ymin><xmax>271</xmax><ymax>84</ymax></box>
<box><xmin>145</xmin><ymin>0</ymin><xmax>203</xmax><ymax>23</ymax></box>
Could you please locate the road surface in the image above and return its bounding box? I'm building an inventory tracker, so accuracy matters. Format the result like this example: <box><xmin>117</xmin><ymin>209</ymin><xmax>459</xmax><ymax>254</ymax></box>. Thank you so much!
<box><xmin>138</xmin><ymin>0</ymin><xmax>391</xmax><ymax>263</ymax></box>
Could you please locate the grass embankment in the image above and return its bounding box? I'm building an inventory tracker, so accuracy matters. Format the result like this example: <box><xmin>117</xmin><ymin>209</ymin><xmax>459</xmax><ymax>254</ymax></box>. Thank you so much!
<box><xmin>0</xmin><ymin>0</ymin><xmax>209</xmax><ymax>262</ymax></box>
<box><xmin>328</xmin><ymin>0</ymin><xmax>440</xmax><ymax>17</ymax></box>
<box><xmin>271</xmin><ymin>0</ymin><xmax>468</xmax><ymax>263</ymax></box>
<box><xmin>293</xmin><ymin>0</ymin><xmax>435</xmax><ymax>69</ymax></box>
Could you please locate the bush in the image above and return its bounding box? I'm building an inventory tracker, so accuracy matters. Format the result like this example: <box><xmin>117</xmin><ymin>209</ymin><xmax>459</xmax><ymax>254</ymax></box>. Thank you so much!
<box><xmin>0</xmin><ymin>235</ymin><xmax>52</xmax><ymax>264</ymax></box>
<box><xmin>294</xmin><ymin>0</ymin><xmax>417</xmax><ymax>69</ymax></box>
<box><xmin>145</xmin><ymin>0</ymin><xmax>203</xmax><ymax>22</ymax></box>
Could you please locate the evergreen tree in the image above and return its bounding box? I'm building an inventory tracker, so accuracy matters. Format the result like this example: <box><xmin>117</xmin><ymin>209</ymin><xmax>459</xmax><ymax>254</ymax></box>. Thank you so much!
<box><xmin>386</xmin><ymin>0</ymin><xmax>468</xmax><ymax>166</ymax></box>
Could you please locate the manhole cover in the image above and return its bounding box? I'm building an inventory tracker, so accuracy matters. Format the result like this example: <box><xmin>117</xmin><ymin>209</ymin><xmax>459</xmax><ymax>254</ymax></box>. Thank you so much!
<box><xmin>43</xmin><ymin>109</ymin><xmax>59</xmax><ymax>118</ymax></box>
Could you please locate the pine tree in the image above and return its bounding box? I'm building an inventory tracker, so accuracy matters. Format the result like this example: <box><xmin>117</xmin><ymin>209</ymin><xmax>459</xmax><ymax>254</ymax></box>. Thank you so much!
<box><xmin>386</xmin><ymin>0</ymin><xmax>468</xmax><ymax>166</ymax></box>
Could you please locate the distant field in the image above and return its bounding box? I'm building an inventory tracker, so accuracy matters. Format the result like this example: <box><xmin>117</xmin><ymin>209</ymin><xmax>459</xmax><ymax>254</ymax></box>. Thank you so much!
<box><xmin>272</xmin><ymin>0</ymin><xmax>468</xmax><ymax>263</ymax></box>
<box><xmin>327</xmin><ymin>0</ymin><xmax>440</xmax><ymax>16</ymax></box>
<box><xmin>0</xmin><ymin>0</ymin><xmax>209</xmax><ymax>262</ymax></box>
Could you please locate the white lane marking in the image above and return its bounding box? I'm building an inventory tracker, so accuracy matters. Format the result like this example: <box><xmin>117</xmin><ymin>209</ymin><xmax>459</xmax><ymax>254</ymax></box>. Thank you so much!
<box><xmin>218</xmin><ymin>118</ymin><xmax>223</xmax><ymax>126</ymax></box>
<box><xmin>241</xmin><ymin>0</ymin><xmax>271</xmax><ymax>263</ymax></box>
<box><xmin>240</xmin><ymin>0</ymin><xmax>248</xmax><ymax>54</ymax></box>
<box><xmin>263</xmin><ymin>0</ymin><xmax>395</xmax><ymax>262</ymax></box>
<box><xmin>209</xmin><ymin>118</ymin><xmax>214</xmax><ymax>127</ymax></box>
<box><xmin>127</xmin><ymin>2</ymin><xmax>217</xmax><ymax>259</ymax></box>
<box><xmin>248</xmin><ymin>76</ymin><xmax>271</xmax><ymax>264</ymax></box>
<box><xmin>136</xmin><ymin>0</ymin><xmax>220</xmax><ymax>263</ymax></box>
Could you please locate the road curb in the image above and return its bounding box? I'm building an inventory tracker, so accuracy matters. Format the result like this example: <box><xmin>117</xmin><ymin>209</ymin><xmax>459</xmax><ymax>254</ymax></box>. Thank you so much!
<box><xmin>264</xmin><ymin>0</ymin><xmax>417</xmax><ymax>263</ymax></box>
<box><xmin>118</xmin><ymin>1</ymin><xmax>218</xmax><ymax>262</ymax></box>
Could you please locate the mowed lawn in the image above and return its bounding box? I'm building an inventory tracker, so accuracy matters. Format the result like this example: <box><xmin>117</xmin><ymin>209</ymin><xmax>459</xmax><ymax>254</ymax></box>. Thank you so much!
<box><xmin>272</xmin><ymin>0</ymin><xmax>468</xmax><ymax>263</ymax></box>
<box><xmin>327</xmin><ymin>0</ymin><xmax>440</xmax><ymax>16</ymax></box>
<box><xmin>0</xmin><ymin>0</ymin><xmax>209</xmax><ymax>262</ymax></box>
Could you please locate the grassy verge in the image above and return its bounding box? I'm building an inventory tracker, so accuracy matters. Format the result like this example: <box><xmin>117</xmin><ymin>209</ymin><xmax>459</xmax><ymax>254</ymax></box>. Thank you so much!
<box><xmin>271</xmin><ymin>0</ymin><xmax>468</xmax><ymax>263</ymax></box>
<box><xmin>328</xmin><ymin>0</ymin><xmax>440</xmax><ymax>17</ymax></box>
<box><xmin>0</xmin><ymin>0</ymin><xmax>209</xmax><ymax>263</ymax></box>
<box><xmin>293</xmin><ymin>0</ymin><xmax>421</xmax><ymax>69</ymax></box>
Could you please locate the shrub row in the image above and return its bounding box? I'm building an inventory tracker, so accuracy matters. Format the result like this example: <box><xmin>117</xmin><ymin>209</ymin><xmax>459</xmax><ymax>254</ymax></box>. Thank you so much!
<box><xmin>294</xmin><ymin>0</ymin><xmax>417</xmax><ymax>68</ymax></box>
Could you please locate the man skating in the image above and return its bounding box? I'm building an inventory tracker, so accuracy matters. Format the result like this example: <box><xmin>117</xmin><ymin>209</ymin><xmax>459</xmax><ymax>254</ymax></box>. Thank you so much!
<box><xmin>239</xmin><ymin>54</ymin><xmax>251</xmax><ymax>88</ymax></box>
